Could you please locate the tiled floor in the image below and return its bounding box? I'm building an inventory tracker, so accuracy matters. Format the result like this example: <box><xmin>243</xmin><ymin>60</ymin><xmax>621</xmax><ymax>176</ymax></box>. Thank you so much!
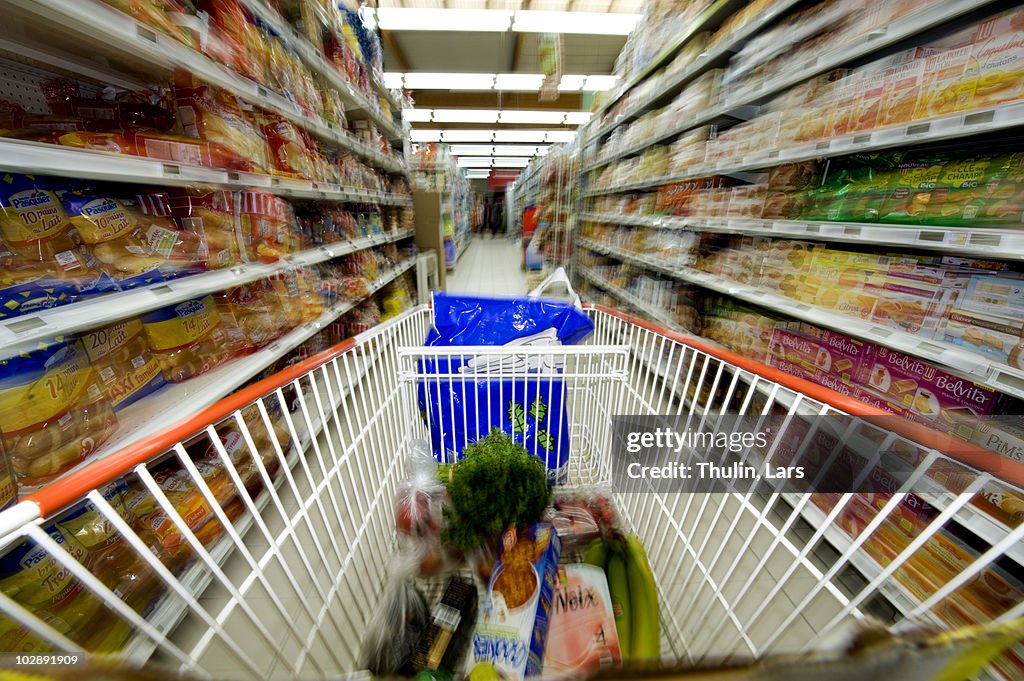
<box><xmin>446</xmin><ymin>235</ymin><xmax>528</xmax><ymax>296</ymax></box>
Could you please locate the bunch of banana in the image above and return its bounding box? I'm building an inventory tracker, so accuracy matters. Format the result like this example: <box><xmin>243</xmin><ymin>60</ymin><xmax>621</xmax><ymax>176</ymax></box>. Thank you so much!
<box><xmin>582</xmin><ymin>533</ymin><xmax>660</xmax><ymax>664</ymax></box>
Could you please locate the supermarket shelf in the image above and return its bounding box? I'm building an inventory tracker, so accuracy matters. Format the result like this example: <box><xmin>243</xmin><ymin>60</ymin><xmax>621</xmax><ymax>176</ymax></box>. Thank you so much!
<box><xmin>587</xmin><ymin>0</ymin><xmax>802</xmax><ymax>142</ymax></box>
<box><xmin>24</xmin><ymin>258</ymin><xmax>416</xmax><ymax>495</ymax></box>
<box><xmin>0</xmin><ymin>230</ymin><xmax>414</xmax><ymax>361</ymax></box>
<box><xmin>237</xmin><ymin>0</ymin><xmax>406</xmax><ymax>144</ymax></box>
<box><xmin>0</xmin><ymin>138</ymin><xmax>412</xmax><ymax>204</ymax></box>
<box><xmin>2</xmin><ymin>0</ymin><xmax>405</xmax><ymax>173</ymax></box>
<box><xmin>580</xmin><ymin>211</ymin><xmax>1024</xmax><ymax>259</ymax></box>
<box><xmin>577</xmin><ymin>265</ymin><xmax>688</xmax><ymax>334</ymax></box>
<box><xmin>587</xmin><ymin>0</ymin><xmax>745</xmax><ymax>126</ymax></box>
<box><xmin>581</xmin><ymin>0</ymin><xmax>1005</xmax><ymax>172</ymax></box>
<box><xmin>580</xmin><ymin>237</ymin><xmax>1024</xmax><ymax>401</ymax></box>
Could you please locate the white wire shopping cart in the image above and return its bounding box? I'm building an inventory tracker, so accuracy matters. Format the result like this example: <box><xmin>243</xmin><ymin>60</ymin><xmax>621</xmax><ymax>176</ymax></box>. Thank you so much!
<box><xmin>0</xmin><ymin>304</ymin><xmax>1022</xmax><ymax>681</ymax></box>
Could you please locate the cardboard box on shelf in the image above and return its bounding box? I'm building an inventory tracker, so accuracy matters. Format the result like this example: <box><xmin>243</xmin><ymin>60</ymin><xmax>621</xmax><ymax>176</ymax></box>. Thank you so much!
<box><xmin>940</xmin><ymin>307</ymin><xmax>1024</xmax><ymax>367</ymax></box>
<box><xmin>860</xmin><ymin>346</ymin><xmax>1003</xmax><ymax>421</ymax></box>
<box><xmin>957</xmin><ymin>275</ymin><xmax>1024</xmax><ymax>319</ymax></box>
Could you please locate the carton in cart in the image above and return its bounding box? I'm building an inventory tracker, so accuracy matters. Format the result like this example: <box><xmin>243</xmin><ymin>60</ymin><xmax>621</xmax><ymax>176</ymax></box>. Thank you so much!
<box><xmin>471</xmin><ymin>522</ymin><xmax>561</xmax><ymax>681</ymax></box>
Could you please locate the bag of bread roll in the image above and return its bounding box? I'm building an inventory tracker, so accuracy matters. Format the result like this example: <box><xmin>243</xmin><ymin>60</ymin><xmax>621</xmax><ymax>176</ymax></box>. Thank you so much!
<box><xmin>175</xmin><ymin>85</ymin><xmax>270</xmax><ymax>173</ymax></box>
<box><xmin>0</xmin><ymin>339</ymin><xmax>118</xmax><ymax>488</ymax></box>
<box><xmin>0</xmin><ymin>175</ymin><xmax>116</xmax><ymax>300</ymax></box>
<box><xmin>141</xmin><ymin>295</ymin><xmax>229</xmax><ymax>383</ymax></box>
<box><xmin>82</xmin><ymin>319</ymin><xmax>167</xmax><ymax>411</ymax></box>
<box><xmin>60</xmin><ymin>186</ymin><xmax>206</xmax><ymax>289</ymax></box>
<box><xmin>235</xmin><ymin>190</ymin><xmax>299</xmax><ymax>262</ymax></box>
<box><xmin>168</xmin><ymin>187</ymin><xmax>244</xmax><ymax>268</ymax></box>
<box><xmin>213</xmin><ymin>283</ymin><xmax>280</xmax><ymax>356</ymax></box>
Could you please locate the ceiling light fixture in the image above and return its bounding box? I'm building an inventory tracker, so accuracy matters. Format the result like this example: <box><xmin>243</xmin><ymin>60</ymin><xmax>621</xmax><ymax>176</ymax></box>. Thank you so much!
<box><xmin>512</xmin><ymin>10</ymin><xmax>640</xmax><ymax>35</ymax></box>
<box><xmin>369</xmin><ymin>9</ymin><xmax>639</xmax><ymax>35</ymax></box>
<box><xmin>402</xmin><ymin>109</ymin><xmax>433</xmax><ymax>122</ymax></box>
<box><xmin>403</xmin><ymin>73</ymin><xmax>496</xmax><ymax>90</ymax></box>
<box><xmin>564</xmin><ymin>112</ymin><xmax>592</xmax><ymax>125</ymax></box>
<box><xmin>498</xmin><ymin>110</ymin><xmax>568</xmax><ymax>124</ymax></box>
<box><xmin>557</xmin><ymin>75</ymin><xmax>586</xmax><ymax>92</ymax></box>
<box><xmin>409</xmin><ymin>129</ymin><xmax>443</xmax><ymax>142</ymax></box>
<box><xmin>440</xmin><ymin>130</ymin><xmax>497</xmax><ymax>142</ymax></box>
<box><xmin>492</xmin><ymin>145</ymin><xmax>548</xmax><ymax>156</ymax></box>
<box><xmin>494</xmin><ymin>130</ymin><xmax>548</xmax><ymax>143</ymax></box>
<box><xmin>545</xmin><ymin>131</ymin><xmax>577</xmax><ymax>143</ymax></box>
<box><xmin>494</xmin><ymin>73</ymin><xmax>546</xmax><ymax>91</ymax></box>
<box><xmin>447</xmin><ymin>145</ymin><xmax>496</xmax><ymax>156</ymax></box>
<box><xmin>431</xmin><ymin>109</ymin><xmax>500</xmax><ymax>123</ymax></box>
<box><xmin>376</xmin><ymin>8</ymin><xmax>513</xmax><ymax>32</ymax></box>
<box><xmin>456</xmin><ymin>157</ymin><xmax>495</xmax><ymax>167</ymax></box>
<box><xmin>382</xmin><ymin>72</ymin><xmax>404</xmax><ymax>89</ymax></box>
<box><xmin>492</xmin><ymin>157</ymin><xmax>532</xmax><ymax>167</ymax></box>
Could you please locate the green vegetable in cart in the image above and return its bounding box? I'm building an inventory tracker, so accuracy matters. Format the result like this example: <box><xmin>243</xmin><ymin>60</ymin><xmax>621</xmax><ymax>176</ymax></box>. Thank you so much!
<box><xmin>625</xmin><ymin>533</ymin><xmax>661</xmax><ymax>662</ymax></box>
<box><xmin>606</xmin><ymin>550</ymin><xmax>632</xmax><ymax>661</ymax></box>
<box><xmin>442</xmin><ymin>430</ymin><xmax>552</xmax><ymax>550</ymax></box>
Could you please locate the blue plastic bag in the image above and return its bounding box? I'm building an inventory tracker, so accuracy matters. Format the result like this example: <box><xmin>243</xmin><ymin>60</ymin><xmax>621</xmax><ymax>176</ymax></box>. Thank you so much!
<box><xmin>419</xmin><ymin>269</ymin><xmax>592</xmax><ymax>482</ymax></box>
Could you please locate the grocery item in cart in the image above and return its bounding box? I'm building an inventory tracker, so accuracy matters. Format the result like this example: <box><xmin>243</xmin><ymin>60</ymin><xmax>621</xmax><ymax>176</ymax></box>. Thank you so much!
<box><xmin>411</xmin><ymin>576</ymin><xmax>478</xmax><ymax>673</ymax></box>
<box><xmin>471</xmin><ymin>522</ymin><xmax>561</xmax><ymax>681</ymax></box>
<box><xmin>543</xmin><ymin>563</ymin><xmax>621</xmax><ymax>676</ymax></box>
<box><xmin>141</xmin><ymin>295</ymin><xmax>229</xmax><ymax>382</ymax></box>
<box><xmin>82</xmin><ymin>319</ymin><xmax>167</xmax><ymax>411</ymax></box>
<box><xmin>358</xmin><ymin>549</ymin><xmax>430</xmax><ymax>676</ymax></box>
<box><xmin>0</xmin><ymin>339</ymin><xmax>118</xmax><ymax>486</ymax></box>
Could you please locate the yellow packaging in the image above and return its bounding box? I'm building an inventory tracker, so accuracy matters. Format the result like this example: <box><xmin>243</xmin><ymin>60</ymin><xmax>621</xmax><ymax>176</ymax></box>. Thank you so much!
<box><xmin>82</xmin><ymin>319</ymin><xmax>167</xmax><ymax>411</ymax></box>
<box><xmin>0</xmin><ymin>339</ymin><xmax>118</xmax><ymax>486</ymax></box>
<box><xmin>141</xmin><ymin>295</ymin><xmax>228</xmax><ymax>383</ymax></box>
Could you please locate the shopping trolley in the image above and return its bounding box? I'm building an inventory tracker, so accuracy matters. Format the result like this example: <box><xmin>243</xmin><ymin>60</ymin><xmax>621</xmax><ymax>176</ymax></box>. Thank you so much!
<box><xmin>1</xmin><ymin>304</ymin><xmax>1022</xmax><ymax>681</ymax></box>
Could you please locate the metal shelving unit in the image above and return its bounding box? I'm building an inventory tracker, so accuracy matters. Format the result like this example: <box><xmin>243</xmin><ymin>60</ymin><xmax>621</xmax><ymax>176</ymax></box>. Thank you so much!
<box><xmin>0</xmin><ymin>230</ymin><xmax>414</xmax><ymax>360</ymax></box>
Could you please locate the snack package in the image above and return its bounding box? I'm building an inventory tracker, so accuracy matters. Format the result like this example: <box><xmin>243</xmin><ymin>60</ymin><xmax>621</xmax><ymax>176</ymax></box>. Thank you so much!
<box><xmin>261</xmin><ymin>115</ymin><xmax>323</xmax><ymax>180</ymax></box>
<box><xmin>410</xmin><ymin>576</ymin><xmax>479</xmax><ymax>674</ymax></box>
<box><xmin>168</xmin><ymin>188</ymin><xmax>244</xmax><ymax>268</ymax></box>
<box><xmin>0</xmin><ymin>339</ymin><xmax>118</xmax><ymax>487</ymax></box>
<box><xmin>82</xmin><ymin>319</ymin><xmax>167</xmax><ymax>411</ymax></box>
<box><xmin>0</xmin><ymin>175</ymin><xmax>114</xmax><ymax>300</ymax></box>
<box><xmin>213</xmin><ymin>283</ymin><xmax>281</xmax><ymax>356</ymax></box>
<box><xmin>471</xmin><ymin>523</ymin><xmax>562</xmax><ymax>681</ymax></box>
<box><xmin>0</xmin><ymin>521</ymin><xmax>108</xmax><ymax>653</ymax></box>
<box><xmin>543</xmin><ymin>563</ymin><xmax>622</xmax><ymax>677</ymax></box>
<box><xmin>141</xmin><ymin>295</ymin><xmax>229</xmax><ymax>382</ymax></box>
<box><xmin>175</xmin><ymin>85</ymin><xmax>269</xmax><ymax>172</ymax></box>
<box><xmin>235</xmin><ymin>190</ymin><xmax>297</xmax><ymax>262</ymax></box>
<box><xmin>60</xmin><ymin>186</ymin><xmax>205</xmax><ymax>288</ymax></box>
<box><xmin>357</xmin><ymin>548</ymin><xmax>430</xmax><ymax>676</ymax></box>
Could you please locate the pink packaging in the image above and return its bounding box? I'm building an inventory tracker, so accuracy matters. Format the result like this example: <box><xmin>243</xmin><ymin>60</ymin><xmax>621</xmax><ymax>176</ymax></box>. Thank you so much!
<box><xmin>859</xmin><ymin>346</ymin><xmax>1003</xmax><ymax>421</ymax></box>
<box><xmin>543</xmin><ymin>563</ymin><xmax>621</xmax><ymax>677</ymax></box>
<box><xmin>768</xmin><ymin>327</ymin><xmax>875</xmax><ymax>388</ymax></box>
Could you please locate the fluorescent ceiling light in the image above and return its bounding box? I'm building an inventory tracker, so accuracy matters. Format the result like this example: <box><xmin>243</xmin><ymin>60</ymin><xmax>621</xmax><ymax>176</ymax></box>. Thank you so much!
<box><xmin>457</xmin><ymin>157</ymin><xmax>495</xmax><ymax>167</ymax></box>
<box><xmin>495</xmin><ymin>73</ymin><xmax>546</xmax><ymax>91</ymax></box>
<box><xmin>410</xmin><ymin>129</ymin><xmax>443</xmax><ymax>142</ymax></box>
<box><xmin>493</xmin><ymin>145</ymin><xmax>547</xmax><ymax>156</ymax></box>
<box><xmin>558</xmin><ymin>75</ymin><xmax>586</xmax><ymax>92</ymax></box>
<box><xmin>545</xmin><ymin>131</ymin><xmax>577</xmax><ymax>143</ymax></box>
<box><xmin>359</xmin><ymin>6</ymin><xmax>377</xmax><ymax>30</ymax></box>
<box><xmin>465</xmin><ymin>170</ymin><xmax>491</xmax><ymax>178</ymax></box>
<box><xmin>564</xmin><ymin>112</ymin><xmax>592</xmax><ymax>125</ymax></box>
<box><xmin>492</xmin><ymin>157</ymin><xmax>531</xmax><ymax>167</ymax></box>
<box><xmin>441</xmin><ymin>129</ymin><xmax>496</xmax><ymax>142</ymax></box>
<box><xmin>499</xmin><ymin>110</ymin><xmax>566</xmax><ymax>124</ymax></box>
<box><xmin>431</xmin><ymin>109</ymin><xmax>500</xmax><ymax>123</ymax></box>
<box><xmin>403</xmin><ymin>73</ymin><xmax>496</xmax><ymax>90</ymax></box>
<box><xmin>537</xmin><ymin>147</ymin><xmax>550</xmax><ymax>155</ymax></box>
<box><xmin>494</xmin><ymin>130</ymin><xmax>548</xmax><ymax>143</ymax></box>
<box><xmin>403</xmin><ymin>109</ymin><xmax>433</xmax><ymax>122</ymax></box>
<box><xmin>383</xmin><ymin>72</ymin><xmax>404</xmax><ymax>89</ymax></box>
<box><xmin>448</xmin><ymin>145</ymin><xmax>495</xmax><ymax>156</ymax></box>
<box><xmin>584</xmin><ymin>75</ymin><xmax>620</xmax><ymax>91</ymax></box>
<box><xmin>376</xmin><ymin>8</ymin><xmax>513</xmax><ymax>32</ymax></box>
<box><xmin>512</xmin><ymin>11</ymin><xmax>640</xmax><ymax>35</ymax></box>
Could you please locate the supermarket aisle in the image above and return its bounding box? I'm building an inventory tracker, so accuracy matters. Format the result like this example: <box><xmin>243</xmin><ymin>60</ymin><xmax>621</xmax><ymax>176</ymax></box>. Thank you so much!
<box><xmin>446</xmin><ymin>236</ymin><xmax>527</xmax><ymax>296</ymax></box>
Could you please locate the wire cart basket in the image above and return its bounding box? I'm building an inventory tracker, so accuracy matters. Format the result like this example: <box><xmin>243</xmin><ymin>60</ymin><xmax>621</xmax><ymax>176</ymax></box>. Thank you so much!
<box><xmin>0</xmin><ymin>304</ymin><xmax>1022</xmax><ymax>680</ymax></box>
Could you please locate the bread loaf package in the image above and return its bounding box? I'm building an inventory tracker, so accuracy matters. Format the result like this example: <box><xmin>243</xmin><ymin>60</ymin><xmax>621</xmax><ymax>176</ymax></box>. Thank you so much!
<box><xmin>82</xmin><ymin>319</ymin><xmax>167</xmax><ymax>411</ymax></box>
<box><xmin>0</xmin><ymin>339</ymin><xmax>118</xmax><ymax>487</ymax></box>
<box><xmin>141</xmin><ymin>295</ymin><xmax>229</xmax><ymax>382</ymax></box>
<box><xmin>0</xmin><ymin>174</ymin><xmax>115</xmax><ymax>304</ymax></box>
<box><xmin>60</xmin><ymin>185</ymin><xmax>206</xmax><ymax>289</ymax></box>
<box><xmin>168</xmin><ymin>187</ymin><xmax>244</xmax><ymax>268</ymax></box>
<box><xmin>175</xmin><ymin>85</ymin><xmax>269</xmax><ymax>173</ymax></box>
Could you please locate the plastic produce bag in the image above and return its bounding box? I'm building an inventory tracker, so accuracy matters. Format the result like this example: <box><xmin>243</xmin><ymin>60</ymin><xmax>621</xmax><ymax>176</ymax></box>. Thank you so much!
<box><xmin>419</xmin><ymin>268</ymin><xmax>593</xmax><ymax>482</ymax></box>
<box><xmin>357</xmin><ymin>547</ymin><xmax>430</xmax><ymax>676</ymax></box>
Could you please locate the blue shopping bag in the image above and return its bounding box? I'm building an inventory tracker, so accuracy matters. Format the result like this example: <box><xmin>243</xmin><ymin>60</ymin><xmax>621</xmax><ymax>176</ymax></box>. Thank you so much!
<box><xmin>419</xmin><ymin>269</ymin><xmax>592</xmax><ymax>482</ymax></box>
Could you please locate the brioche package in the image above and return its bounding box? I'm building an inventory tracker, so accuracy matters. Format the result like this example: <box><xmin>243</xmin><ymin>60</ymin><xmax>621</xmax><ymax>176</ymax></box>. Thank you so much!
<box><xmin>82</xmin><ymin>319</ymin><xmax>167</xmax><ymax>411</ymax></box>
<box><xmin>141</xmin><ymin>295</ymin><xmax>229</xmax><ymax>382</ymax></box>
<box><xmin>60</xmin><ymin>186</ymin><xmax>205</xmax><ymax>289</ymax></box>
<box><xmin>175</xmin><ymin>85</ymin><xmax>269</xmax><ymax>172</ymax></box>
<box><xmin>0</xmin><ymin>339</ymin><xmax>118</xmax><ymax>487</ymax></box>
<box><xmin>168</xmin><ymin>187</ymin><xmax>244</xmax><ymax>268</ymax></box>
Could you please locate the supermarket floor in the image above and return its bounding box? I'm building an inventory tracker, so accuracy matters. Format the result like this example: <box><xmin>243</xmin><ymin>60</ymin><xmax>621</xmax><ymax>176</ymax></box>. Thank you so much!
<box><xmin>446</xmin><ymin>235</ymin><xmax>527</xmax><ymax>296</ymax></box>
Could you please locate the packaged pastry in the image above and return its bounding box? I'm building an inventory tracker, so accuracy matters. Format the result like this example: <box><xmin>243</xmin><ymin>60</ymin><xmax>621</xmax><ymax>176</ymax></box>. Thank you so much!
<box><xmin>60</xmin><ymin>186</ymin><xmax>205</xmax><ymax>288</ymax></box>
<box><xmin>261</xmin><ymin>115</ymin><xmax>323</xmax><ymax>180</ymax></box>
<box><xmin>82</xmin><ymin>319</ymin><xmax>167</xmax><ymax>411</ymax></box>
<box><xmin>964</xmin><ymin>7</ymin><xmax>1024</xmax><ymax>111</ymax></box>
<box><xmin>0</xmin><ymin>174</ymin><xmax>79</xmax><ymax>262</ymax></box>
<box><xmin>175</xmin><ymin>85</ymin><xmax>269</xmax><ymax>173</ymax></box>
<box><xmin>976</xmin><ymin>152</ymin><xmax>1024</xmax><ymax>227</ymax></box>
<box><xmin>941</xmin><ymin>307</ymin><xmax>1024</xmax><ymax>367</ymax></box>
<box><xmin>0</xmin><ymin>339</ymin><xmax>118</xmax><ymax>487</ymax></box>
<box><xmin>168</xmin><ymin>188</ymin><xmax>243</xmax><ymax>267</ymax></box>
<box><xmin>213</xmin><ymin>283</ymin><xmax>281</xmax><ymax>355</ymax></box>
<box><xmin>141</xmin><ymin>295</ymin><xmax>229</xmax><ymax>382</ymax></box>
<box><xmin>235</xmin><ymin>190</ymin><xmax>298</xmax><ymax>262</ymax></box>
<box><xmin>0</xmin><ymin>251</ymin><xmax>82</xmax><ymax>321</ymax></box>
